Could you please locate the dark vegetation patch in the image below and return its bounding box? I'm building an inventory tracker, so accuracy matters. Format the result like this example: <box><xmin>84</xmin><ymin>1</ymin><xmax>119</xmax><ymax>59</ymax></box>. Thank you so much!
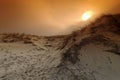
<box><xmin>61</xmin><ymin>34</ymin><xmax>119</xmax><ymax>64</ymax></box>
<box><xmin>105</xmin><ymin>45</ymin><xmax>120</xmax><ymax>55</ymax></box>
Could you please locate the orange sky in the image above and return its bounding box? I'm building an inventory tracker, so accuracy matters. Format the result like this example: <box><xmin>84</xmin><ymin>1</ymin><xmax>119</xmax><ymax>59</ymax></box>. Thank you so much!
<box><xmin>0</xmin><ymin>0</ymin><xmax>120</xmax><ymax>35</ymax></box>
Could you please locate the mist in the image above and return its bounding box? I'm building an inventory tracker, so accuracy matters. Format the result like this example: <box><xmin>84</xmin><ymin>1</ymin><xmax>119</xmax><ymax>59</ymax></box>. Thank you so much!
<box><xmin>0</xmin><ymin>0</ymin><xmax>120</xmax><ymax>36</ymax></box>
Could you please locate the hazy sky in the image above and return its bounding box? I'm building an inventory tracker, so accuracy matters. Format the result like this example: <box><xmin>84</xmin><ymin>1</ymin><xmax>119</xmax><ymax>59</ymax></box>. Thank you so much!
<box><xmin>0</xmin><ymin>0</ymin><xmax>120</xmax><ymax>36</ymax></box>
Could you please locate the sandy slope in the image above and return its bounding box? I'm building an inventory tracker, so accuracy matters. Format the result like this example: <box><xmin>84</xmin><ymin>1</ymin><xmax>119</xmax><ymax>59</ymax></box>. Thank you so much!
<box><xmin>0</xmin><ymin>14</ymin><xmax>119</xmax><ymax>80</ymax></box>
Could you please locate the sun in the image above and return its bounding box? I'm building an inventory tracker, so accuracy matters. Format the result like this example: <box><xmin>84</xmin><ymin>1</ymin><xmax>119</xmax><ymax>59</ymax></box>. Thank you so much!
<box><xmin>82</xmin><ymin>10</ymin><xmax>93</xmax><ymax>21</ymax></box>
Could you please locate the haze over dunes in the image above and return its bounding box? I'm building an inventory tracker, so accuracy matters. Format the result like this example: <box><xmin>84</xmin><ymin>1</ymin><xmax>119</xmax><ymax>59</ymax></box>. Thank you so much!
<box><xmin>0</xmin><ymin>0</ymin><xmax>120</xmax><ymax>35</ymax></box>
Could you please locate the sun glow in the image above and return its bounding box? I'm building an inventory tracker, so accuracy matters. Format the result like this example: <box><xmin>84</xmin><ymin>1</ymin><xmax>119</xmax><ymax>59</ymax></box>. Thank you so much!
<box><xmin>82</xmin><ymin>11</ymin><xmax>93</xmax><ymax>21</ymax></box>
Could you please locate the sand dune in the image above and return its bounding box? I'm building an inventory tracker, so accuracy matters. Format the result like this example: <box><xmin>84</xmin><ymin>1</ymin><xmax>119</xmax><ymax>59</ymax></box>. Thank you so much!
<box><xmin>0</xmin><ymin>14</ymin><xmax>119</xmax><ymax>80</ymax></box>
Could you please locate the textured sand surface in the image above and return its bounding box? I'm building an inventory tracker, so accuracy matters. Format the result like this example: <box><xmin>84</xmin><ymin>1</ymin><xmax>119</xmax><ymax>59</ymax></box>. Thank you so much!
<box><xmin>0</xmin><ymin>14</ymin><xmax>119</xmax><ymax>80</ymax></box>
